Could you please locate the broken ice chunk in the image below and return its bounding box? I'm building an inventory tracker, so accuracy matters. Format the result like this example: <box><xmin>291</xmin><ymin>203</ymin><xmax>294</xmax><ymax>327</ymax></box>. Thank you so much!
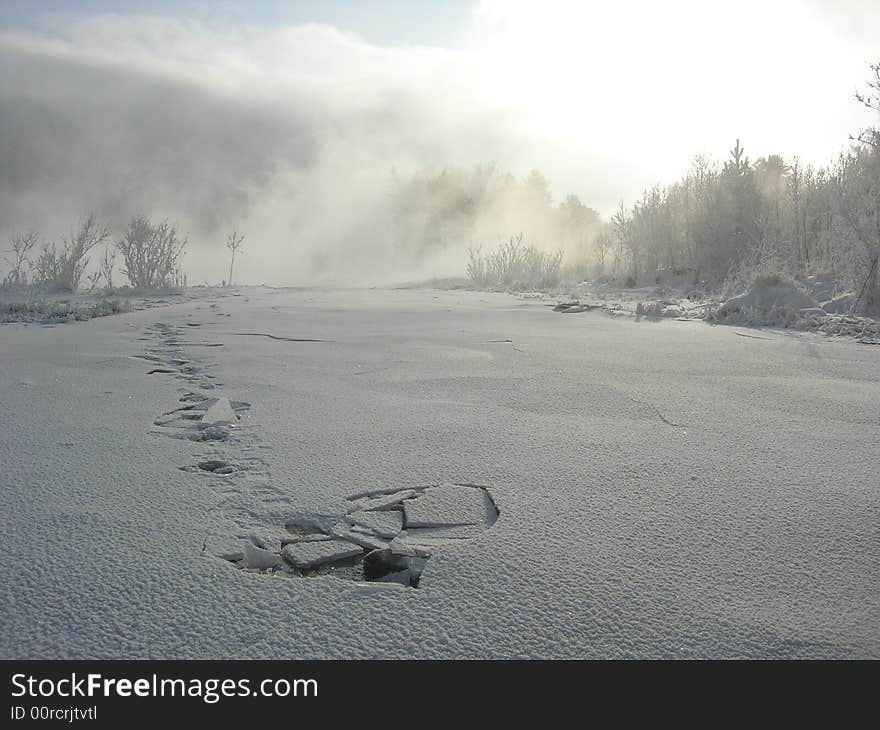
<box><xmin>401</xmin><ymin>523</ymin><xmax>490</xmax><ymax>541</ymax></box>
<box><xmin>281</xmin><ymin>539</ymin><xmax>364</xmax><ymax>570</ymax></box>
<box><xmin>346</xmin><ymin>489</ymin><xmax>417</xmax><ymax>513</ymax></box>
<box><xmin>403</xmin><ymin>484</ymin><xmax>497</xmax><ymax>528</ymax></box>
<box><xmin>285</xmin><ymin>512</ymin><xmax>337</xmax><ymax>536</ymax></box>
<box><xmin>406</xmin><ymin>556</ymin><xmax>427</xmax><ymax>581</ymax></box>
<box><xmin>202</xmin><ymin>397</ymin><xmax>237</xmax><ymax>424</ymax></box>
<box><xmin>330</xmin><ymin>523</ymin><xmax>391</xmax><ymax>551</ymax></box>
<box><xmin>243</xmin><ymin>539</ymin><xmax>281</xmax><ymax>569</ymax></box>
<box><xmin>287</xmin><ymin>533</ymin><xmax>333</xmax><ymax>544</ymax></box>
<box><xmin>386</xmin><ymin>537</ymin><xmax>432</xmax><ymax>558</ymax></box>
<box><xmin>344</xmin><ymin>510</ymin><xmax>404</xmax><ymax>539</ymax></box>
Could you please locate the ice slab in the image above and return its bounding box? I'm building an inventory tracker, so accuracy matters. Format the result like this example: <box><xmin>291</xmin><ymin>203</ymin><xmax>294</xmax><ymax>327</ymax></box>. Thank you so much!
<box><xmin>347</xmin><ymin>489</ymin><xmax>417</xmax><ymax>513</ymax></box>
<box><xmin>345</xmin><ymin>510</ymin><xmax>404</xmax><ymax>539</ymax></box>
<box><xmin>289</xmin><ymin>533</ymin><xmax>333</xmax><ymax>544</ymax></box>
<box><xmin>403</xmin><ymin>484</ymin><xmax>497</xmax><ymax>528</ymax></box>
<box><xmin>401</xmin><ymin>523</ymin><xmax>490</xmax><ymax>541</ymax></box>
<box><xmin>330</xmin><ymin>524</ymin><xmax>391</xmax><ymax>551</ymax></box>
<box><xmin>281</xmin><ymin>539</ymin><xmax>363</xmax><ymax>570</ymax></box>
<box><xmin>387</xmin><ymin>537</ymin><xmax>432</xmax><ymax>558</ymax></box>
<box><xmin>285</xmin><ymin>512</ymin><xmax>337</xmax><ymax>536</ymax></box>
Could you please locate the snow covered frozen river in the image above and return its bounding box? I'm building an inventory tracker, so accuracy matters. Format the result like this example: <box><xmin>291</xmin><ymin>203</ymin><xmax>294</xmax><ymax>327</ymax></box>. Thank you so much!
<box><xmin>1</xmin><ymin>287</ymin><xmax>877</xmax><ymax>658</ymax></box>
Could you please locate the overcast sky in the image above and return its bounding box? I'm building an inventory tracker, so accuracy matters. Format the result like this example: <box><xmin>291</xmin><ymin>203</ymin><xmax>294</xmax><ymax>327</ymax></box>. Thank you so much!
<box><xmin>1</xmin><ymin>1</ymin><xmax>877</xmax><ymax>284</ymax></box>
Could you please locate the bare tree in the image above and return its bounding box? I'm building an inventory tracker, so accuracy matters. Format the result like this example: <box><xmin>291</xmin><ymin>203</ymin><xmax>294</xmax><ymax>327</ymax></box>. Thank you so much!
<box><xmin>117</xmin><ymin>216</ymin><xmax>187</xmax><ymax>289</ymax></box>
<box><xmin>3</xmin><ymin>231</ymin><xmax>38</xmax><ymax>287</ymax></box>
<box><xmin>611</xmin><ymin>202</ymin><xmax>631</xmax><ymax>280</ymax></box>
<box><xmin>226</xmin><ymin>230</ymin><xmax>245</xmax><ymax>286</ymax></box>
<box><xmin>84</xmin><ymin>269</ymin><xmax>103</xmax><ymax>293</ymax></box>
<box><xmin>100</xmin><ymin>246</ymin><xmax>116</xmax><ymax>289</ymax></box>
<box><xmin>63</xmin><ymin>215</ymin><xmax>110</xmax><ymax>292</ymax></box>
<box><xmin>593</xmin><ymin>229</ymin><xmax>611</xmax><ymax>273</ymax></box>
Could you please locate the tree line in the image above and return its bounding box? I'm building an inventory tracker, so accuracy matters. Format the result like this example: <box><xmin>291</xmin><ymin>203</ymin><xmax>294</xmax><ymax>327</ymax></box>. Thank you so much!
<box><xmin>392</xmin><ymin>62</ymin><xmax>880</xmax><ymax>304</ymax></box>
<box><xmin>2</xmin><ymin>216</ymin><xmax>188</xmax><ymax>292</ymax></box>
<box><xmin>3</xmin><ymin>216</ymin><xmax>251</xmax><ymax>292</ymax></box>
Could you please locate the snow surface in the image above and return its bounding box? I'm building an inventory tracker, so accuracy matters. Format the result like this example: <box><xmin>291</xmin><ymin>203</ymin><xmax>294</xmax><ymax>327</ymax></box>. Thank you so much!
<box><xmin>1</xmin><ymin>286</ymin><xmax>878</xmax><ymax>658</ymax></box>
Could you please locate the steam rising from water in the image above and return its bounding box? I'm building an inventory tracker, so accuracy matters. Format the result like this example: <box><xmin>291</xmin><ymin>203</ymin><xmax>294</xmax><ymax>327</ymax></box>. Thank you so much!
<box><xmin>0</xmin><ymin>2</ymin><xmax>877</xmax><ymax>285</ymax></box>
<box><xmin>0</xmin><ymin>20</ymin><xmax>502</xmax><ymax>284</ymax></box>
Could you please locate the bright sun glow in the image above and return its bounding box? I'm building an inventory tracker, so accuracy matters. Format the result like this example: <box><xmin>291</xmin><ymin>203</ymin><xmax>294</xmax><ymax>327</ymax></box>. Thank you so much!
<box><xmin>467</xmin><ymin>0</ymin><xmax>877</xmax><ymax>194</ymax></box>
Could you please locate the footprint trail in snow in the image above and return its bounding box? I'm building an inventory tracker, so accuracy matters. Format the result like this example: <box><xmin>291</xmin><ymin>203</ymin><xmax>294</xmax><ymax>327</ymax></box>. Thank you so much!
<box><xmin>139</xmin><ymin>317</ymin><xmax>500</xmax><ymax>589</ymax></box>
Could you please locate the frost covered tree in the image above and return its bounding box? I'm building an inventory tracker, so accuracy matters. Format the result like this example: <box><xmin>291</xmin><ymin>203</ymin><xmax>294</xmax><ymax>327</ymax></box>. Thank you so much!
<box><xmin>99</xmin><ymin>246</ymin><xmax>116</xmax><ymax>290</ymax></box>
<box><xmin>836</xmin><ymin>61</ymin><xmax>880</xmax><ymax>308</ymax></box>
<box><xmin>558</xmin><ymin>194</ymin><xmax>600</xmax><ymax>251</ymax></box>
<box><xmin>611</xmin><ymin>202</ymin><xmax>632</xmax><ymax>280</ymax></box>
<box><xmin>754</xmin><ymin>155</ymin><xmax>790</xmax><ymax>260</ymax></box>
<box><xmin>854</xmin><ymin>61</ymin><xmax>880</xmax><ymax>148</ymax></box>
<box><xmin>836</xmin><ymin>145</ymin><xmax>880</xmax><ymax>309</ymax></box>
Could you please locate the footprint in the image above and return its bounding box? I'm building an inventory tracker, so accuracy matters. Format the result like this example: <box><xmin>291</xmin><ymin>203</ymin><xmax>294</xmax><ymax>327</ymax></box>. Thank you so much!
<box><xmin>182</xmin><ymin>459</ymin><xmax>239</xmax><ymax>475</ymax></box>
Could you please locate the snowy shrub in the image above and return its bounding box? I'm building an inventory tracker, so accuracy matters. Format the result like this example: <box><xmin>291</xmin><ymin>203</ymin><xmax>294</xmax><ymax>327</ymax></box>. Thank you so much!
<box><xmin>635</xmin><ymin>302</ymin><xmax>666</xmax><ymax>317</ymax></box>
<box><xmin>466</xmin><ymin>235</ymin><xmax>563</xmax><ymax>291</ymax></box>
<box><xmin>88</xmin><ymin>299</ymin><xmax>129</xmax><ymax>319</ymax></box>
<box><xmin>31</xmin><ymin>246</ymin><xmax>63</xmax><ymax>289</ymax></box>
<box><xmin>817</xmin><ymin>314</ymin><xmax>880</xmax><ymax>341</ymax></box>
<box><xmin>0</xmin><ymin>297</ymin><xmax>129</xmax><ymax>324</ymax></box>
<box><xmin>31</xmin><ymin>216</ymin><xmax>110</xmax><ymax>293</ymax></box>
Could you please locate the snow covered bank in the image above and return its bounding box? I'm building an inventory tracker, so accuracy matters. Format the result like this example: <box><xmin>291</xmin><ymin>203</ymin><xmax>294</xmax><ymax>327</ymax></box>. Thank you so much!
<box><xmin>0</xmin><ymin>293</ymin><xmax>131</xmax><ymax>323</ymax></box>
<box><xmin>0</xmin><ymin>285</ymin><xmax>244</xmax><ymax>325</ymax></box>
<box><xmin>536</xmin><ymin>273</ymin><xmax>880</xmax><ymax>344</ymax></box>
<box><xmin>714</xmin><ymin>275</ymin><xmax>817</xmax><ymax>325</ymax></box>
<box><xmin>707</xmin><ymin>275</ymin><xmax>880</xmax><ymax>343</ymax></box>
